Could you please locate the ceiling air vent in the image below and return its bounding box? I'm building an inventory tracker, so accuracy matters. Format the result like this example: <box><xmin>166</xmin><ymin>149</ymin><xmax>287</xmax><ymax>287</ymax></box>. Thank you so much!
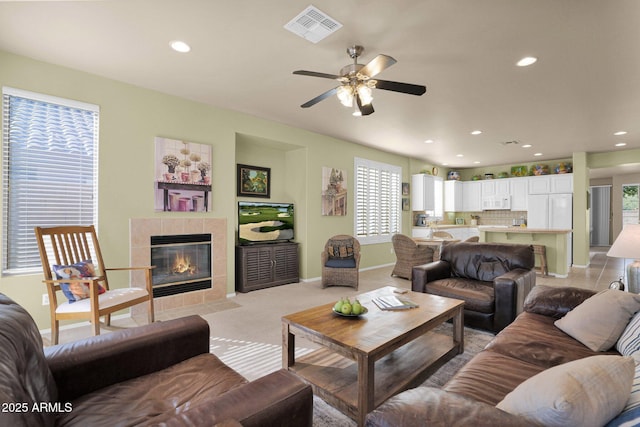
<box><xmin>499</xmin><ymin>140</ymin><xmax>520</xmax><ymax>146</ymax></box>
<box><xmin>284</xmin><ymin>5</ymin><xmax>343</xmax><ymax>44</ymax></box>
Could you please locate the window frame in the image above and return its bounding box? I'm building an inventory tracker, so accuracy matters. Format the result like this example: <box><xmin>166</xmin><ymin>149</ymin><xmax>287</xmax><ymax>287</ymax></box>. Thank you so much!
<box><xmin>2</xmin><ymin>87</ymin><xmax>99</xmax><ymax>276</ymax></box>
<box><xmin>353</xmin><ymin>157</ymin><xmax>402</xmax><ymax>245</ymax></box>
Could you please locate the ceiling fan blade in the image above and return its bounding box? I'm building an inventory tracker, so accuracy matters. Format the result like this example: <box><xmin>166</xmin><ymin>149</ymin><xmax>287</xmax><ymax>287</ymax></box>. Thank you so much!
<box><xmin>300</xmin><ymin>87</ymin><xmax>340</xmax><ymax>108</ymax></box>
<box><xmin>359</xmin><ymin>54</ymin><xmax>397</xmax><ymax>78</ymax></box>
<box><xmin>293</xmin><ymin>70</ymin><xmax>342</xmax><ymax>80</ymax></box>
<box><xmin>374</xmin><ymin>79</ymin><xmax>427</xmax><ymax>96</ymax></box>
<box><xmin>356</xmin><ymin>95</ymin><xmax>375</xmax><ymax>116</ymax></box>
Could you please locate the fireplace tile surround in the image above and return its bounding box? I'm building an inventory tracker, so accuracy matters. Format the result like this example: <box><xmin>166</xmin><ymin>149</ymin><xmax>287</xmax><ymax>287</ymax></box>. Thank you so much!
<box><xmin>130</xmin><ymin>218</ymin><xmax>227</xmax><ymax>315</ymax></box>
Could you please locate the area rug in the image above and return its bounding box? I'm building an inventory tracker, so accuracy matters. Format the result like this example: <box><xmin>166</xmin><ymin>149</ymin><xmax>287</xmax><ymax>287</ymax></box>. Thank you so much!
<box><xmin>210</xmin><ymin>323</ymin><xmax>494</xmax><ymax>427</ymax></box>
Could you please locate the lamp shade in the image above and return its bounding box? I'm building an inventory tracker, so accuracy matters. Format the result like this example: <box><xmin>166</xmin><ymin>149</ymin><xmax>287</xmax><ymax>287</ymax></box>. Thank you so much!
<box><xmin>607</xmin><ymin>224</ymin><xmax>640</xmax><ymax>259</ymax></box>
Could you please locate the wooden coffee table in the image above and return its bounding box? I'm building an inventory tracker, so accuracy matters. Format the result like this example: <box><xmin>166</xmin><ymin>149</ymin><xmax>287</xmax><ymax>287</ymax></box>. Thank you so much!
<box><xmin>282</xmin><ymin>286</ymin><xmax>464</xmax><ymax>426</ymax></box>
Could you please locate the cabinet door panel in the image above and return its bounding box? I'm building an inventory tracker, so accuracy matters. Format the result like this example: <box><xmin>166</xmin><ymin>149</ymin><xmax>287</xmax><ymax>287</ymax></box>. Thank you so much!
<box><xmin>411</xmin><ymin>174</ymin><xmax>435</xmax><ymax>211</ymax></box>
<box><xmin>274</xmin><ymin>245</ymin><xmax>299</xmax><ymax>279</ymax></box>
<box><xmin>245</xmin><ymin>247</ymin><xmax>274</xmax><ymax>285</ymax></box>
<box><xmin>528</xmin><ymin>176</ymin><xmax>551</xmax><ymax>194</ymax></box>
<box><xmin>551</xmin><ymin>174</ymin><xmax>573</xmax><ymax>193</ymax></box>
<box><xmin>510</xmin><ymin>178</ymin><xmax>529</xmax><ymax>211</ymax></box>
<box><xmin>462</xmin><ymin>181</ymin><xmax>482</xmax><ymax>211</ymax></box>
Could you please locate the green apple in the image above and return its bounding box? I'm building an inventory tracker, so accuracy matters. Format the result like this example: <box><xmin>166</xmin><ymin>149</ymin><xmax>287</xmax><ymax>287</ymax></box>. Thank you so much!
<box><xmin>333</xmin><ymin>298</ymin><xmax>344</xmax><ymax>312</ymax></box>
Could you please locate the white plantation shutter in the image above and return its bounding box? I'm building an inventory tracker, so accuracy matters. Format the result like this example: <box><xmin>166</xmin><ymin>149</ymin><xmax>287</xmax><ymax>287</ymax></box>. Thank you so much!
<box><xmin>354</xmin><ymin>157</ymin><xmax>401</xmax><ymax>244</ymax></box>
<box><xmin>2</xmin><ymin>87</ymin><xmax>99</xmax><ymax>274</ymax></box>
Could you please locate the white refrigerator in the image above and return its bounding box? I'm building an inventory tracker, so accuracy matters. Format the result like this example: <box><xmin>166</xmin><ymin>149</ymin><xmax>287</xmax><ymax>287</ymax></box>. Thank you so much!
<box><xmin>527</xmin><ymin>194</ymin><xmax>573</xmax><ymax>230</ymax></box>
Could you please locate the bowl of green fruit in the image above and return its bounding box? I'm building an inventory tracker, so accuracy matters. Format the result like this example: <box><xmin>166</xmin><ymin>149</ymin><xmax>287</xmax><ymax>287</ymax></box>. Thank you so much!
<box><xmin>332</xmin><ymin>297</ymin><xmax>367</xmax><ymax>317</ymax></box>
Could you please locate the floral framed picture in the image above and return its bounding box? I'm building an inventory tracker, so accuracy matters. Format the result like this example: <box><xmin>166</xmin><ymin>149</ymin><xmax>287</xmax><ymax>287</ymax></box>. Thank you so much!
<box><xmin>155</xmin><ymin>137</ymin><xmax>212</xmax><ymax>212</ymax></box>
<box><xmin>237</xmin><ymin>164</ymin><xmax>270</xmax><ymax>198</ymax></box>
<box><xmin>321</xmin><ymin>166</ymin><xmax>347</xmax><ymax>216</ymax></box>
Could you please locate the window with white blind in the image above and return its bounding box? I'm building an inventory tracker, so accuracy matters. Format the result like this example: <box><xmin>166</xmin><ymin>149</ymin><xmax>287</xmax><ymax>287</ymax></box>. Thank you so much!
<box><xmin>2</xmin><ymin>87</ymin><xmax>99</xmax><ymax>275</ymax></box>
<box><xmin>354</xmin><ymin>157</ymin><xmax>402</xmax><ymax>244</ymax></box>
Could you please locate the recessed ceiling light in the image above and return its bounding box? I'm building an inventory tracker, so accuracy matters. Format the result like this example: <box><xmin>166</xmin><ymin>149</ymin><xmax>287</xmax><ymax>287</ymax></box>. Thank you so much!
<box><xmin>471</xmin><ymin>130</ymin><xmax>482</xmax><ymax>135</ymax></box>
<box><xmin>170</xmin><ymin>40</ymin><xmax>191</xmax><ymax>53</ymax></box>
<box><xmin>534</xmin><ymin>152</ymin><xmax>543</xmax><ymax>156</ymax></box>
<box><xmin>615</xmin><ymin>142</ymin><xmax>627</xmax><ymax>147</ymax></box>
<box><xmin>614</xmin><ymin>131</ymin><xmax>628</xmax><ymax>136</ymax></box>
<box><xmin>424</xmin><ymin>139</ymin><xmax>434</xmax><ymax>144</ymax></box>
<box><xmin>456</xmin><ymin>154</ymin><xmax>464</xmax><ymax>157</ymax></box>
<box><xmin>473</xmin><ymin>161</ymin><xmax>480</xmax><ymax>164</ymax></box>
<box><xmin>517</xmin><ymin>56</ymin><xmax>538</xmax><ymax>67</ymax></box>
<box><xmin>522</xmin><ymin>144</ymin><xmax>532</xmax><ymax>148</ymax></box>
<box><xmin>442</xmin><ymin>163</ymin><xmax>449</xmax><ymax>166</ymax></box>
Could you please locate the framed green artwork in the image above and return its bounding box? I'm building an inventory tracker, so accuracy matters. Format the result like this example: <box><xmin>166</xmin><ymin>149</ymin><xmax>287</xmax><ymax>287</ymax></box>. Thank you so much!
<box><xmin>237</xmin><ymin>164</ymin><xmax>270</xmax><ymax>198</ymax></box>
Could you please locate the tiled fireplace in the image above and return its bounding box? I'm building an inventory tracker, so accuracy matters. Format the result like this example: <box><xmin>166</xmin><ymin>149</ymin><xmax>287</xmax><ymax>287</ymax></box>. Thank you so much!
<box><xmin>130</xmin><ymin>218</ymin><xmax>227</xmax><ymax>314</ymax></box>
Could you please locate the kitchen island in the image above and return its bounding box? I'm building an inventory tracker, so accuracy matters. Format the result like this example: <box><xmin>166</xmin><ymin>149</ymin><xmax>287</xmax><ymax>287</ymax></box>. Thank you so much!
<box><xmin>479</xmin><ymin>227</ymin><xmax>572</xmax><ymax>277</ymax></box>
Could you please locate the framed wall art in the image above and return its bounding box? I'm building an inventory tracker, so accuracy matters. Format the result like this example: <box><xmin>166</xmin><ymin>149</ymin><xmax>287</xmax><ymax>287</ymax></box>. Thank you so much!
<box><xmin>237</xmin><ymin>164</ymin><xmax>271</xmax><ymax>198</ymax></box>
<box><xmin>321</xmin><ymin>166</ymin><xmax>347</xmax><ymax>216</ymax></box>
<box><xmin>155</xmin><ymin>137</ymin><xmax>212</xmax><ymax>212</ymax></box>
<box><xmin>402</xmin><ymin>182</ymin><xmax>410</xmax><ymax>196</ymax></box>
<box><xmin>402</xmin><ymin>198</ymin><xmax>410</xmax><ymax>211</ymax></box>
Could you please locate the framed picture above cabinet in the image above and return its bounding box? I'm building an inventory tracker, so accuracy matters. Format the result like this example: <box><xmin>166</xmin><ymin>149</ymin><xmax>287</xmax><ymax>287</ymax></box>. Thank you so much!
<box><xmin>237</xmin><ymin>164</ymin><xmax>271</xmax><ymax>198</ymax></box>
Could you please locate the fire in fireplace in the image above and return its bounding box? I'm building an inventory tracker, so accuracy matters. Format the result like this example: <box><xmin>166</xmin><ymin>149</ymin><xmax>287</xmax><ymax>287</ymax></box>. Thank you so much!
<box><xmin>150</xmin><ymin>233</ymin><xmax>212</xmax><ymax>298</ymax></box>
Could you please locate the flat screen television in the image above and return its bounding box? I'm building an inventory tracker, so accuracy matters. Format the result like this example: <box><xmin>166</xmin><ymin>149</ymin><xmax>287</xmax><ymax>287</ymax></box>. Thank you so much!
<box><xmin>238</xmin><ymin>202</ymin><xmax>294</xmax><ymax>245</ymax></box>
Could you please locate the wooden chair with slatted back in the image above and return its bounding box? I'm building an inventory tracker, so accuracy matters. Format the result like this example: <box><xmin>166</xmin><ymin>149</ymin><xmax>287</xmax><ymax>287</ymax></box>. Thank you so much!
<box><xmin>34</xmin><ymin>225</ymin><xmax>154</xmax><ymax>344</ymax></box>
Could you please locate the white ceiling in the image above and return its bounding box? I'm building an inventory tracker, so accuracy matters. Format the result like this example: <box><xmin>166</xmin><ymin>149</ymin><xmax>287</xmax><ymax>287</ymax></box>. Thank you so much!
<box><xmin>1</xmin><ymin>0</ymin><xmax>640</xmax><ymax>176</ymax></box>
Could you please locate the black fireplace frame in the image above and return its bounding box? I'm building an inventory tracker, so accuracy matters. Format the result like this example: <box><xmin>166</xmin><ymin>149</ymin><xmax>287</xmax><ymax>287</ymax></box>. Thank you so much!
<box><xmin>150</xmin><ymin>233</ymin><xmax>212</xmax><ymax>298</ymax></box>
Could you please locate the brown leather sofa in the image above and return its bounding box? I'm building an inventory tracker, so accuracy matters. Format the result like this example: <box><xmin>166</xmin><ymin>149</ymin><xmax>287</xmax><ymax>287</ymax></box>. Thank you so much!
<box><xmin>0</xmin><ymin>293</ymin><xmax>312</xmax><ymax>427</ymax></box>
<box><xmin>366</xmin><ymin>285</ymin><xmax>614</xmax><ymax>426</ymax></box>
<box><xmin>412</xmin><ymin>241</ymin><xmax>536</xmax><ymax>332</ymax></box>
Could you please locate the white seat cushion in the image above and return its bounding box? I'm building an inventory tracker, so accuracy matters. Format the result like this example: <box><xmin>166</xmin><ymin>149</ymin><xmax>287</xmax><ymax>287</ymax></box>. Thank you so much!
<box><xmin>56</xmin><ymin>288</ymin><xmax>148</xmax><ymax>314</ymax></box>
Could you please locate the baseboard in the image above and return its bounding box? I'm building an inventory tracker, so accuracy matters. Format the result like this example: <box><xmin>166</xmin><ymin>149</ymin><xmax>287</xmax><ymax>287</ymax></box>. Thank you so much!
<box><xmin>38</xmin><ymin>312</ymin><xmax>132</xmax><ymax>335</ymax></box>
<box><xmin>300</xmin><ymin>263</ymin><xmax>395</xmax><ymax>283</ymax></box>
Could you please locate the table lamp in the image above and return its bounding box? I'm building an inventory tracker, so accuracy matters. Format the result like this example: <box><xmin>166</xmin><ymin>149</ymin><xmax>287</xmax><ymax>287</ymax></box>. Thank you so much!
<box><xmin>607</xmin><ymin>224</ymin><xmax>640</xmax><ymax>293</ymax></box>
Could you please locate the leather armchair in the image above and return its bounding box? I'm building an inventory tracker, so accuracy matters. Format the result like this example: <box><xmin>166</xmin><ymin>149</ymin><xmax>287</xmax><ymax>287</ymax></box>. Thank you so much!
<box><xmin>412</xmin><ymin>242</ymin><xmax>536</xmax><ymax>332</ymax></box>
<box><xmin>0</xmin><ymin>293</ymin><xmax>312</xmax><ymax>427</ymax></box>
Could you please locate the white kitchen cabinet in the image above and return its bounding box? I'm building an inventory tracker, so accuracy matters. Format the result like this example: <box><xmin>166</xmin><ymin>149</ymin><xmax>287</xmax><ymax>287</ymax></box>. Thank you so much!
<box><xmin>412</xmin><ymin>174</ymin><xmax>443</xmax><ymax>218</ymax></box>
<box><xmin>439</xmin><ymin>226</ymin><xmax>480</xmax><ymax>240</ymax></box>
<box><xmin>412</xmin><ymin>227</ymin><xmax>432</xmax><ymax>238</ymax></box>
<box><xmin>551</xmin><ymin>174</ymin><xmax>573</xmax><ymax>193</ymax></box>
<box><xmin>510</xmin><ymin>178</ymin><xmax>529</xmax><ymax>211</ymax></box>
<box><xmin>444</xmin><ymin>180</ymin><xmax>463</xmax><ymax>212</ymax></box>
<box><xmin>528</xmin><ymin>176</ymin><xmax>551</xmax><ymax>194</ymax></box>
<box><xmin>528</xmin><ymin>174</ymin><xmax>573</xmax><ymax>195</ymax></box>
<box><xmin>412</xmin><ymin>174</ymin><xmax>435</xmax><ymax>211</ymax></box>
<box><xmin>462</xmin><ymin>181</ymin><xmax>482</xmax><ymax>212</ymax></box>
<box><xmin>481</xmin><ymin>179</ymin><xmax>510</xmax><ymax>197</ymax></box>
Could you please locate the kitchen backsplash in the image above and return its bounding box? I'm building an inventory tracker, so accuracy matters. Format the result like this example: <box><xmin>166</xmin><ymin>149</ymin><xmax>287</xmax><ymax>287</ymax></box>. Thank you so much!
<box><xmin>444</xmin><ymin>211</ymin><xmax>528</xmax><ymax>226</ymax></box>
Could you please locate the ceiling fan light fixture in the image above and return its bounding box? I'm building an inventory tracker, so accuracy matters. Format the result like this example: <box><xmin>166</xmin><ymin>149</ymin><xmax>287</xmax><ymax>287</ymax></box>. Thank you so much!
<box><xmin>337</xmin><ymin>86</ymin><xmax>354</xmax><ymax>107</ymax></box>
<box><xmin>357</xmin><ymin>84</ymin><xmax>373</xmax><ymax>105</ymax></box>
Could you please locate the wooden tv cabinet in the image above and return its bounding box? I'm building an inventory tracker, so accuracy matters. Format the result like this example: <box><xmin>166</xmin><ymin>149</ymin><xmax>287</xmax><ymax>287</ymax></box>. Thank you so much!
<box><xmin>235</xmin><ymin>242</ymin><xmax>299</xmax><ymax>292</ymax></box>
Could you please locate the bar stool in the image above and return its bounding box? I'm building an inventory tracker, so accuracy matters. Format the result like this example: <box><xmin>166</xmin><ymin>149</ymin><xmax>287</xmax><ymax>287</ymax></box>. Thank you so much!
<box><xmin>532</xmin><ymin>244</ymin><xmax>548</xmax><ymax>276</ymax></box>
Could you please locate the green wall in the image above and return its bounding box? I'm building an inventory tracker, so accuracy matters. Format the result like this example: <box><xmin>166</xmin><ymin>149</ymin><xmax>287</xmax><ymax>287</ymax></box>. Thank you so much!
<box><xmin>0</xmin><ymin>50</ymin><xmax>434</xmax><ymax>329</ymax></box>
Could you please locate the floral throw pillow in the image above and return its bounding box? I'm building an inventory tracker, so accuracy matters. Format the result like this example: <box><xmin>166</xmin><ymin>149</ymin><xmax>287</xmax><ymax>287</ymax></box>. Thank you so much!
<box><xmin>327</xmin><ymin>242</ymin><xmax>354</xmax><ymax>259</ymax></box>
<box><xmin>53</xmin><ymin>260</ymin><xmax>104</xmax><ymax>303</ymax></box>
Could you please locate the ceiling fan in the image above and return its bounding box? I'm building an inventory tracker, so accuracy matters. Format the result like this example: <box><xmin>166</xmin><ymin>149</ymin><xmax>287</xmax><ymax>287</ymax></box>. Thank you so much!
<box><xmin>293</xmin><ymin>45</ymin><xmax>426</xmax><ymax>116</ymax></box>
